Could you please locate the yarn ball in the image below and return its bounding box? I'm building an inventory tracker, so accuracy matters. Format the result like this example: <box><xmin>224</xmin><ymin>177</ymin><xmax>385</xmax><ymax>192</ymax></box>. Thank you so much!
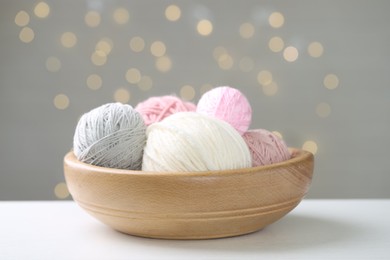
<box><xmin>73</xmin><ymin>103</ymin><xmax>146</xmax><ymax>170</ymax></box>
<box><xmin>142</xmin><ymin>112</ymin><xmax>252</xmax><ymax>172</ymax></box>
<box><xmin>196</xmin><ymin>86</ymin><xmax>252</xmax><ymax>135</ymax></box>
<box><xmin>135</xmin><ymin>95</ymin><xmax>197</xmax><ymax>126</ymax></box>
<box><xmin>242</xmin><ymin>129</ymin><xmax>291</xmax><ymax>167</ymax></box>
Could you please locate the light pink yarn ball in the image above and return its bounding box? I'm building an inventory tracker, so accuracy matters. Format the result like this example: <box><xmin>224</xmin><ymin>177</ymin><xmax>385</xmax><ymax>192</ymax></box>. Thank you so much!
<box><xmin>242</xmin><ymin>129</ymin><xmax>291</xmax><ymax>167</ymax></box>
<box><xmin>196</xmin><ymin>86</ymin><xmax>252</xmax><ymax>134</ymax></box>
<box><xmin>135</xmin><ymin>95</ymin><xmax>196</xmax><ymax>126</ymax></box>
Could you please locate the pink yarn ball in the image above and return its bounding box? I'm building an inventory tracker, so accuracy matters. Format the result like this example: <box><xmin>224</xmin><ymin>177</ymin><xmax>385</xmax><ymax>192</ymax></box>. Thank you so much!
<box><xmin>242</xmin><ymin>129</ymin><xmax>291</xmax><ymax>167</ymax></box>
<box><xmin>135</xmin><ymin>95</ymin><xmax>196</xmax><ymax>126</ymax></box>
<box><xmin>196</xmin><ymin>86</ymin><xmax>252</xmax><ymax>134</ymax></box>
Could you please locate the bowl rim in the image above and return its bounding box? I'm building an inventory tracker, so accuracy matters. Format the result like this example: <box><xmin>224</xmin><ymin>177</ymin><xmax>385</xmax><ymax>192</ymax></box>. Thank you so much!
<box><xmin>64</xmin><ymin>148</ymin><xmax>313</xmax><ymax>177</ymax></box>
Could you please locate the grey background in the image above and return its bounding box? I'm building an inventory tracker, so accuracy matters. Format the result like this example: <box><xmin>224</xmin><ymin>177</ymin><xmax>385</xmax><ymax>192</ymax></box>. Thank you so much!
<box><xmin>1</xmin><ymin>0</ymin><xmax>389</xmax><ymax>200</ymax></box>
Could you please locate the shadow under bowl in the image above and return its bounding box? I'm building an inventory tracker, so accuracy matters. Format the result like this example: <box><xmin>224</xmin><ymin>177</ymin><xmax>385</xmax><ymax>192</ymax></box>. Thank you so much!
<box><xmin>64</xmin><ymin>148</ymin><xmax>314</xmax><ymax>239</ymax></box>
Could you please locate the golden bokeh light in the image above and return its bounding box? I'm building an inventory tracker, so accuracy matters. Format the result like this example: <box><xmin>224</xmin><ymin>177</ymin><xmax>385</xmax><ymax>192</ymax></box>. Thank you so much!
<box><xmin>45</xmin><ymin>56</ymin><xmax>61</xmax><ymax>72</ymax></box>
<box><xmin>86</xmin><ymin>74</ymin><xmax>102</xmax><ymax>90</ymax></box>
<box><xmin>200</xmin><ymin>83</ymin><xmax>213</xmax><ymax>94</ymax></box>
<box><xmin>113</xmin><ymin>88</ymin><xmax>131</xmax><ymax>103</ymax></box>
<box><xmin>61</xmin><ymin>32</ymin><xmax>77</xmax><ymax>48</ymax></box>
<box><xmin>302</xmin><ymin>140</ymin><xmax>318</xmax><ymax>155</ymax></box>
<box><xmin>34</xmin><ymin>2</ymin><xmax>50</xmax><ymax>18</ymax></box>
<box><xmin>85</xmin><ymin>11</ymin><xmax>101</xmax><ymax>27</ymax></box>
<box><xmin>197</xmin><ymin>19</ymin><xmax>213</xmax><ymax>36</ymax></box>
<box><xmin>15</xmin><ymin>11</ymin><xmax>30</xmax><ymax>27</ymax></box>
<box><xmin>150</xmin><ymin>41</ymin><xmax>166</xmax><ymax>57</ymax></box>
<box><xmin>323</xmin><ymin>74</ymin><xmax>339</xmax><ymax>89</ymax></box>
<box><xmin>268</xmin><ymin>12</ymin><xmax>284</xmax><ymax>28</ymax></box>
<box><xmin>129</xmin><ymin>36</ymin><xmax>145</xmax><ymax>52</ymax></box>
<box><xmin>283</xmin><ymin>46</ymin><xmax>299</xmax><ymax>62</ymax></box>
<box><xmin>218</xmin><ymin>54</ymin><xmax>234</xmax><ymax>70</ymax></box>
<box><xmin>95</xmin><ymin>38</ymin><xmax>113</xmax><ymax>55</ymax></box>
<box><xmin>308</xmin><ymin>41</ymin><xmax>324</xmax><ymax>58</ymax></box>
<box><xmin>239</xmin><ymin>22</ymin><xmax>255</xmax><ymax>39</ymax></box>
<box><xmin>262</xmin><ymin>81</ymin><xmax>278</xmax><ymax>96</ymax></box>
<box><xmin>316</xmin><ymin>102</ymin><xmax>331</xmax><ymax>118</ymax></box>
<box><xmin>268</xmin><ymin>36</ymin><xmax>284</xmax><ymax>52</ymax></box>
<box><xmin>180</xmin><ymin>85</ymin><xmax>196</xmax><ymax>101</ymax></box>
<box><xmin>239</xmin><ymin>57</ymin><xmax>255</xmax><ymax>72</ymax></box>
<box><xmin>155</xmin><ymin>56</ymin><xmax>172</xmax><ymax>72</ymax></box>
<box><xmin>91</xmin><ymin>50</ymin><xmax>107</xmax><ymax>66</ymax></box>
<box><xmin>113</xmin><ymin>8</ymin><xmax>129</xmax><ymax>25</ymax></box>
<box><xmin>165</xmin><ymin>5</ymin><xmax>181</xmax><ymax>21</ymax></box>
<box><xmin>137</xmin><ymin>76</ymin><xmax>153</xmax><ymax>91</ymax></box>
<box><xmin>257</xmin><ymin>70</ymin><xmax>273</xmax><ymax>86</ymax></box>
<box><xmin>54</xmin><ymin>182</ymin><xmax>70</xmax><ymax>199</ymax></box>
<box><xmin>213</xmin><ymin>46</ymin><xmax>227</xmax><ymax>61</ymax></box>
<box><xmin>126</xmin><ymin>68</ymin><xmax>141</xmax><ymax>84</ymax></box>
<box><xmin>272</xmin><ymin>131</ymin><xmax>283</xmax><ymax>139</ymax></box>
<box><xmin>19</xmin><ymin>27</ymin><xmax>34</xmax><ymax>43</ymax></box>
<box><xmin>53</xmin><ymin>94</ymin><xmax>69</xmax><ymax>110</ymax></box>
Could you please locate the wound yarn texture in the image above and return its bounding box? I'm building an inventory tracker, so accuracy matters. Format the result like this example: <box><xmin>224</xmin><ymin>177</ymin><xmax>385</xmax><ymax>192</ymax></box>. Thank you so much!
<box><xmin>142</xmin><ymin>112</ymin><xmax>252</xmax><ymax>172</ymax></box>
<box><xmin>242</xmin><ymin>129</ymin><xmax>291</xmax><ymax>167</ymax></box>
<box><xmin>196</xmin><ymin>86</ymin><xmax>252</xmax><ymax>135</ymax></box>
<box><xmin>135</xmin><ymin>95</ymin><xmax>196</xmax><ymax>126</ymax></box>
<box><xmin>73</xmin><ymin>103</ymin><xmax>146</xmax><ymax>170</ymax></box>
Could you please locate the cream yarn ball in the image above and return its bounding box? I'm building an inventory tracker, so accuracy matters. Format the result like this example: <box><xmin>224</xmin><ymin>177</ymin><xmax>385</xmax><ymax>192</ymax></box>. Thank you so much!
<box><xmin>142</xmin><ymin>112</ymin><xmax>251</xmax><ymax>172</ymax></box>
<box><xmin>73</xmin><ymin>103</ymin><xmax>146</xmax><ymax>170</ymax></box>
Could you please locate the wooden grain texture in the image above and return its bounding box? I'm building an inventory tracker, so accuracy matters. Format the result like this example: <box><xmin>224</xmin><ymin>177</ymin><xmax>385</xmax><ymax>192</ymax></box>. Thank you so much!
<box><xmin>64</xmin><ymin>148</ymin><xmax>314</xmax><ymax>239</ymax></box>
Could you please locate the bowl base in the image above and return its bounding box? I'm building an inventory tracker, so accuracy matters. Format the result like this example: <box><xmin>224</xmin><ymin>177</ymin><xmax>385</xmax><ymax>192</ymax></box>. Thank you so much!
<box><xmin>78</xmin><ymin>200</ymin><xmax>299</xmax><ymax>240</ymax></box>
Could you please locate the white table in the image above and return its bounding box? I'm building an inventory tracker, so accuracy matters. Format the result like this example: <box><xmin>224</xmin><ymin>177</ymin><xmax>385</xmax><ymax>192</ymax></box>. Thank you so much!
<box><xmin>1</xmin><ymin>200</ymin><xmax>389</xmax><ymax>260</ymax></box>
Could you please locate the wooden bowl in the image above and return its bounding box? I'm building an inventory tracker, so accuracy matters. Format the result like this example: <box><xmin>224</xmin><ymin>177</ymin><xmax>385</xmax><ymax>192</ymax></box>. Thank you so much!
<box><xmin>64</xmin><ymin>148</ymin><xmax>314</xmax><ymax>239</ymax></box>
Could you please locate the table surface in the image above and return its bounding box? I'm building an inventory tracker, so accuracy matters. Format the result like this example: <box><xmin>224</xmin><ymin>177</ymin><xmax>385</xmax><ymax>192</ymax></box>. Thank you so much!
<box><xmin>1</xmin><ymin>200</ymin><xmax>389</xmax><ymax>260</ymax></box>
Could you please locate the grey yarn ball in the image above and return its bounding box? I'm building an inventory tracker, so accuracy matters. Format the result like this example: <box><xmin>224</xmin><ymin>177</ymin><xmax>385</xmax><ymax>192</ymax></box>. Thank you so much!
<box><xmin>73</xmin><ymin>103</ymin><xmax>146</xmax><ymax>170</ymax></box>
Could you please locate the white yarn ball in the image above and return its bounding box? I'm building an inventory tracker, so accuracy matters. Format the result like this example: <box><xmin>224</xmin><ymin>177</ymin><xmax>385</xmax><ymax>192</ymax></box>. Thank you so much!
<box><xmin>73</xmin><ymin>103</ymin><xmax>146</xmax><ymax>170</ymax></box>
<box><xmin>142</xmin><ymin>112</ymin><xmax>251</xmax><ymax>172</ymax></box>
